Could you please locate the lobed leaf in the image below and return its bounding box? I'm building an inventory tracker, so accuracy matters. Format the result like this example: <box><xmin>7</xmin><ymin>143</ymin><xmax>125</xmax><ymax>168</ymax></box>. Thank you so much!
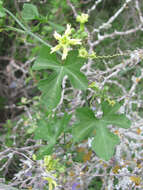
<box><xmin>91</xmin><ymin>123</ymin><xmax>120</xmax><ymax>161</ymax></box>
<box><xmin>38</xmin><ymin>71</ymin><xmax>63</xmax><ymax>109</ymax></box>
<box><xmin>72</xmin><ymin>101</ymin><xmax>131</xmax><ymax>160</ymax></box>
<box><xmin>32</xmin><ymin>46</ymin><xmax>88</xmax><ymax>109</ymax></box>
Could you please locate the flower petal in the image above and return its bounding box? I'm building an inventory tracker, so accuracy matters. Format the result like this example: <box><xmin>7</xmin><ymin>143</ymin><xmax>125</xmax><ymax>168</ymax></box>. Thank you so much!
<box><xmin>53</xmin><ymin>31</ymin><xmax>61</xmax><ymax>40</ymax></box>
<box><xmin>65</xmin><ymin>24</ymin><xmax>72</xmax><ymax>36</ymax></box>
<box><xmin>62</xmin><ymin>47</ymin><xmax>69</xmax><ymax>60</ymax></box>
<box><xmin>70</xmin><ymin>39</ymin><xmax>82</xmax><ymax>45</ymax></box>
<box><xmin>50</xmin><ymin>44</ymin><xmax>61</xmax><ymax>53</ymax></box>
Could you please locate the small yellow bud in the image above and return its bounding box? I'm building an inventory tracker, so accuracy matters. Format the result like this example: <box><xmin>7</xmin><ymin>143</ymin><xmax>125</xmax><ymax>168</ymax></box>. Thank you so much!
<box><xmin>107</xmin><ymin>99</ymin><xmax>116</xmax><ymax>106</ymax></box>
<box><xmin>78</xmin><ymin>48</ymin><xmax>88</xmax><ymax>58</ymax></box>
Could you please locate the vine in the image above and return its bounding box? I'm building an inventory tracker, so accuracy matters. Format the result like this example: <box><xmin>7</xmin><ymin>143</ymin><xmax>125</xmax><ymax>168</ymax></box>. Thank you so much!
<box><xmin>0</xmin><ymin>2</ymin><xmax>132</xmax><ymax>162</ymax></box>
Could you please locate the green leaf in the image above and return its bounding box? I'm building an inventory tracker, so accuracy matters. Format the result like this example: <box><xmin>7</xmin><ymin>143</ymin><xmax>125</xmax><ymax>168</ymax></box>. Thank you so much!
<box><xmin>72</xmin><ymin>107</ymin><xmax>96</xmax><ymax>142</ymax></box>
<box><xmin>48</xmin><ymin>21</ymin><xmax>65</xmax><ymax>32</ymax></box>
<box><xmin>36</xmin><ymin>145</ymin><xmax>54</xmax><ymax>160</ymax></box>
<box><xmin>22</xmin><ymin>3</ymin><xmax>39</xmax><ymax>20</ymax></box>
<box><xmin>91</xmin><ymin>123</ymin><xmax>120</xmax><ymax>161</ymax></box>
<box><xmin>0</xmin><ymin>96</ymin><xmax>6</xmax><ymax>108</ymax></box>
<box><xmin>101</xmin><ymin>101</ymin><xmax>120</xmax><ymax>116</ymax></box>
<box><xmin>34</xmin><ymin>120</ymin><xmax>52</xmax><ymax>141</ymax></box>
<box><xmin>34</xmin><ymin>114</ymin><xmax>71</xmax><ymax>159</ymax></box>
<box><xmin>72</xmin><ymin>101</ymin><xmax>131</xmax><ymax>160</ymax></box>
<box><xmin>76</xmin><ymin>107</ymin><xmax>95</xmax><ymax>121</ymax></box>
<box><xmin>38</xmin><ymin>72</ymin><xmax>63</xmax><ymax>109</ymax></box>
<box><xmin>0</xmin><ymin>1</ymin><xmax>5</xmax><ymax>17</ymax></box>
<box><xmin>103</xmin><ymin>114</ymin><xmax>131</xmax><ymax>128</ymax></box>
<box><xmin>0</xmin><ymin>8</ymin><xmax>5</xmax><ymax>17</ymax></box>
<box><xmin>32</xmin><ymin>46</ymin><xmax>88</xmax><ymax>109</ymax></box>
<box><xmin>64</xmin><ymin>53</ymin><xmax>88</xmax><ymax>90</ymax></box>
<box><xmin>32</xmin><ymin>46</ymin><xmax>60</xmax><ymax>70</ymax></box>
<box><xmin>102</xmin><ymin>101</ymin><xmax>131</xmax><ymax>128</ymax></box>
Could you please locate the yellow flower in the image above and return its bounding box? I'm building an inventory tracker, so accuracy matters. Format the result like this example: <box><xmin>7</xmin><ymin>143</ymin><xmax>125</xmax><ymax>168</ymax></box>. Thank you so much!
<box><xmin>107</xmin><ymin>99</ymin><xmax>116</xmax><ymax>106</ymax></box>
<box><xmin>76</xmin><ymin>13</ymin><xmax>89</xmax><ymax>24</ymax></box>
<box><xmin>51</xmin><ymin>24</ymin><xmax>81</xmax><ymax>60</ymax></box>
<box><xmin>43</xmin><ymin>177</ymin><xmax>57</xmax><ymax>190</ymax></box>
<box><xmin>44</xmin><ymin>155</ymin><xmax>55</xmax><ymax>171</ymax></box>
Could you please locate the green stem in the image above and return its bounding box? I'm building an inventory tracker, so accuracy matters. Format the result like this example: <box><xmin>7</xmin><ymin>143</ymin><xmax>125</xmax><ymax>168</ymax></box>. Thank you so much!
<box><xmin>80</xmin><ymin>23</ymin><xmax>84</xmax><ymax>31</ymax></box>
<box><xmin>63</xmin><ymin>126</ymin><xmax>69</xmax><ymax>163</ymax></box>
<box><xmin>83</xmin><ymin>90</ymin><xmax>88</xmax><ymax>107</ymax></box>
<box><xmin>64</xmin><ymin>132</ymin><xmax>66</xmax><ymax>145</ymax></box>
<box><xmin>6</xmin><ymin>26</ymin><xmax>25</xmax><ymax>34</ymax></box>
<box><xmin>89</xmin><ymin>93</ymin><xmax>96</xmax><ymax>108</ymax></box>
<box><xmin>4</xmin><ymin>8</ymin><xmax>62</xmax><ymax>56</ymax></box>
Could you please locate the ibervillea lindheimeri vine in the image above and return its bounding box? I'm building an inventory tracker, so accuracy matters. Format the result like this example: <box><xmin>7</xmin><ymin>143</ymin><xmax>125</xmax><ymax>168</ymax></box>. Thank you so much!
<box><xmin>2</xmin><ymin>3</ymin><xmax>131</xmax><ymax>161</ymax></box>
